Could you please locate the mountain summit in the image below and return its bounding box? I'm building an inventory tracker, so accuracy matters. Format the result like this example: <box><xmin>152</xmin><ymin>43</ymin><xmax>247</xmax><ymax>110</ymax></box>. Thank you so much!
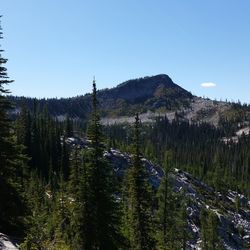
<box><xmin>96</xmin><ymin>74</ymin><xmax>193</xmax><ymax>116</ymax></box>
<box><xmin>99</xmin><ymin>74</ymin><xmax>192</xmax><ymax>103</ymax></box>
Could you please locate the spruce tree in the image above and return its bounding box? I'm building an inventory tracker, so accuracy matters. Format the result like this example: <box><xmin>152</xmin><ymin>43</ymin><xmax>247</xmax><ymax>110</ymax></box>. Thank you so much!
<box><xmin>67</xmin><ymin>148</ymin><xmax>84</xmax><ymax>248</ymax></box>
<box><xmin>51</xmin><ymin>174</ymin><xmax>71</xmax><ymax>249</ymax></box>
<box><xmin>157</xmin><ymin>152</ymin><xmax>174</xmax><ymax>249</ymax></box>
<box><xmin>123</xmin><ymin>113</ymin><xmax>154</xmax><ymax>250</ymax></box>
<box><xmin>65</xmin><ymin>114</ymin><xmax>73</xmax><ymax>137</ymax></box>
<box><xmin>61</xmin><ymin>137</ymin><xmax>70</xmax><ymax>180</ymax></box>
<box><xmin>16</xmin><ymin>105</ymin><xmax>32</xmax><ymax>156</ymax></box>
<box><xmin>74</xmin><ymin>79</ymin><xmax>121</xmax><ymax>249</ymax></box>
<box><xmin>200</xmin><ymin>208</ymin><xmax>223</xmax><ymax>250</ymax></box>
<box><xmin>0</xmin><ymin>17</ymin><xmax>27</xmax><ymax>235</ymax></box>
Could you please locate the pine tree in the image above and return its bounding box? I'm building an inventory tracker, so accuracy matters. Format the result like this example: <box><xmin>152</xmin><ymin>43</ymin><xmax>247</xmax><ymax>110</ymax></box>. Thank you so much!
<box><xmin>30</xmin><ymin>103</ymin><xmax>40</xmax><ymax>170</ymax></box>
<box><xmin>65</xmin><ymin>114</ymin><xmax>73</xmax><ymax>137</ymax></box>
<box><xmin>200</xmin><ymin>208</ymin><xmax>222</xmax><ymax>250</ymax></box>
<box><xmin>72</xmin><ymin>79</ymin><xmax>121</xmax><ymax>249</ymax></box>
<box><xmin>50</xmin><ymin>174</ymin><xmax>71</xmax><ymax>249</ymax></box>
<box><xmin>20</xmin><ymin>173</ymin><xmax>48</xmax><ymax>249</ymax></box>
<box><xmin>175</xmin><ymin>196</ymin><xmax>190</xmax><ymax>250</ymax></box>
<box><xmin>123</xmin><ymin>113</ymin><xmax>155</xmax><ymax>250</ymax></box>
<box><xmin>61</xmin><ymin>136</ymin><xmax>70</xmax><ymax>180</ymax></box>
<box><xmin>67</xmin><ymin>148</ymin><xmax>83</xmax><ymax>248</ymax></box>
<box><xmin>157</xmin><ymin>152</ymin><xmax>175</xmax><ymax>249</ymax></box>
<box><xmin>16</xmin><ymin>105</ymin><xmax>31</xmax><ymax>156</ymax></box>
<box><xmin>0</xmin><ymin>17</ymin><xmax>27</xmax><ymax>235</ymax></box>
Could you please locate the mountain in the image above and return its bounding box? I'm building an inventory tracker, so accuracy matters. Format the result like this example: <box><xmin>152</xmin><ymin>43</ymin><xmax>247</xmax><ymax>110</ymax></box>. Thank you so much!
<box><xmin>97</xmin><ymin>74</ymin><xmax>193</xmax><ymax>115</ymax></box>
<box><xmin>99</xmin><ymin>74</ymin><xmax>192</xmax><ymax>102</ymax></box>
<box><xmin>9</xmin><ymin>74</ymin><xmax>250</xmax><ymax>127</ymax></box>
<box><xmin>9</xmin><ymin>74</ymin><xmax>192</xmax><ymax>117</ymax></box>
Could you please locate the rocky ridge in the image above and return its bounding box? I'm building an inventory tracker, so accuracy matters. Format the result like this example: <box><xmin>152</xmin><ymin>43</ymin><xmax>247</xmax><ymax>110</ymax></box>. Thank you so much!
<box><xmin>65</xmin><ymin>137</ymin><xmax>250</xmax><ymax>250</ymax></box>
<box><xmin>101</xmin><ymin>97</ymin><xmax>231</xmax><ymax>126</ymax></box>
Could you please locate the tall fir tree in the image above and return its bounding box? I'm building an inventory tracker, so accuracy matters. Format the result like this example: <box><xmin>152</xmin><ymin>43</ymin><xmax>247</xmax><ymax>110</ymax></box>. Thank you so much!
<box><xmin>16</xmin><ymin>105</ymin><xmax>31</xmax><ymax>157</ymax></box>
<box><xmin>200</xmin><ymin>207</ymin><xmax>223</xmax><ymax>250</ymax></box>
<box><xmin>123</xmin><ymin>113</ymin><xmax>155</xmax><ymax>250</ymax></box>
<box><xmin>157</xmin><ymin>152</ymin><xmax>174</xmax><ymax>249</ymax></box>
<box><xmin>0</xmin><ymin>17</ymin><xmax>27</xmax><ymax>235</ymax></box>
<box><xmin>73</xmin><ymin>79</ymin><xmax>121</xmax><ymax>249</ymax></box>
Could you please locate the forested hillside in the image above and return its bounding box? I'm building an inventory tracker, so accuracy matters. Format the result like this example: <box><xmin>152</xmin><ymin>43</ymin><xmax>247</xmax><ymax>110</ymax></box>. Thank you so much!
<box><xmin>9</xmin><ymin>74</ymin><xmax>193</xmax><ymax>119</ymax></box>
<box><xmin>1</xmin><ymin>18</ymin><xmax>250</xmax><ymax>250</ymax></box>
<box><xmin>9</xmin><ymin>75</ymin><xmax>250</xmax><ymax>132</ymax></box>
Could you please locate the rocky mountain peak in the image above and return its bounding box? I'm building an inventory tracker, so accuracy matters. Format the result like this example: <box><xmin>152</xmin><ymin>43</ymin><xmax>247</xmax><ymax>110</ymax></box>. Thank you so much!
<box><xmin>117</xmin><ymin>74</ymin><xmax>173</xmax><ymax>88</ymax></box>
<box><xmin>105</xmin><ymin>74</ymin><xmax>191</xmax><ymax>103</ymax></box>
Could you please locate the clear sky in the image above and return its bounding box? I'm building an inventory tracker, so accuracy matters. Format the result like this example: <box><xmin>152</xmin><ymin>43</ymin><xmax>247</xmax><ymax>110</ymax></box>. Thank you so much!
<box><xmin>1</xmin><ymin>0</ymin><xmax>250</xmax><ymax>103</ymax></box>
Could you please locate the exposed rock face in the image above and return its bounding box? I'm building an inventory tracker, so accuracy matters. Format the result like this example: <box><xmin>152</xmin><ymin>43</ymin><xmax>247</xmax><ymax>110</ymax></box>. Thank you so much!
<box><xmin>222</xmin><ymin>126</ymin><xmax>250</xmax><ymax>144</ymax></box>
<box><xmin>104</xmin><ymin>149</ymin><xmax>164</xmax><ymax>188</ymax></box>
<box><xmin>105</xmin><ymin>149</ymin><xmax>250</xmax><ymax>250</ymax></box>
<box><xmin>0</xmin><ymin>233</ymin><xmax>19</xmax><ymax>250</ymax></box>
<box><xmin>101</xmin><ymin>147</ymin><xmax>250</xmax><ymax>249</ymax></box>
<box><xmin>64</xmin><ymin>136</ymin><xmax>250</xmax><ymax>250</ymax></box>
<box><xmin>171</xmin><ymin>169</ymin><xmax>250</xmax><ymax>250</ymax></box>
<box><xmin>101</xmin><ymin>97</ymin><xmax>231</xmax><ymax>126</ymax></box>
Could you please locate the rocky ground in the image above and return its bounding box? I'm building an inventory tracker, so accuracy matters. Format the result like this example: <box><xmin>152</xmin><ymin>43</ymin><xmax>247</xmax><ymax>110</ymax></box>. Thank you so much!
<box><xmin>104</xmin><ymin>148</ymin><xmax>250</xmax><ymax>249</ymax></box>
<box><xmin>0</xmin><ymin>233</ymin><xmax>19</xmax><ymax>250</ymax></box>
<box><xmin>101</xmin><ymin>97</ymin><xmax>231</xmax><ymax>126</ymax></box>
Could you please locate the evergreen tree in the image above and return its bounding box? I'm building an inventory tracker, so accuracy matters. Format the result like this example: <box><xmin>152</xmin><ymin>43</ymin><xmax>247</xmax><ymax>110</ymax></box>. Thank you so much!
<box><xmin>20</xmin><ymin>173</ymin><xmax>49</xmax><ymax>249</ymax></box>
<box><xmin>157</xmin><ymin>170</ymin><xmax>189</xmax><ymax>249</ymax></box>
<box><xmin>61</xmin><ymin>136</ymin><xmax>70</xmax><ymax>180</ymax></box>
<box><xmin>72</xmin><ymin>79</ymin><xmax>121</xmax><ymax>249</ymax></box>
<box><xmin>200</xmin><ymin>208</ymin><xmax>223</xmax><ymax>250</ymax></box>
<box><xmin>65</xmin><ymin>114</ymin><xmax>73</xmax><ymax>137</ymax></box>
<box><xmin>16</xmin><ymin>105</ymin><xmax>31</xmax><ymax>156</ymax></box>
<box><xmin>67</xmin><ymin>148</ymin><xmax>83</xmax><ymax>248</ymax></box>
<box><xmin>157</xmin><ymin>151</ymin><xmax>173</xmax><ymax>249</ymax></box>
<box><xmin>0</xmin><ymin>17</ymin><xmax>27</xmax><ymax>235</ymax></box>
<box><xmin>123</xmin><ymin>113</ymin><xmax>155</xmax><ymax>250</ymax></box>
<box><xmin>51</xmin><ymin>174</ymin><xmax>71</xmax><ymax>249</ymax></box>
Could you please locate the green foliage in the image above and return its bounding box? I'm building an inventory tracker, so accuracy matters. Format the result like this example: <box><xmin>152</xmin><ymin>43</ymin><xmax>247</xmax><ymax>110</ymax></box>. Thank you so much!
<box><xmin>20</xmin><ymin>174</ymin><xmax>50</xmax><ymax>249</ymax></box>
<box><xmin>16</xmin><ymin>103</ymin><xmax>70</xmax><ymax>181</ymax></box>
<box><xmin>0</xmin><ymin>18</ymin><xmax>28</xmax><ymax>235</ymax></box>
<box><xmin>122</xmin><ymin>114</ymin><xmax>155</xmax><ymax>250</ymax></box>
<box><xmin>65</xmin><ymin>80</ymin><xmax>122</xmax><ymax>249</ymax></box>
<box><xmin>106</xmin><ymin>117</ymin><xmax>250</xmax><ymax>194</ymax></box>
<box><xmin>200</xmin><ymin>207</ymin><xmax>223</xmax><ymax>250</ymax></box>
<box><xmin>157</xmin><ymin>167</ymin><xmax>190</xmax><ymax>249</ymax></box>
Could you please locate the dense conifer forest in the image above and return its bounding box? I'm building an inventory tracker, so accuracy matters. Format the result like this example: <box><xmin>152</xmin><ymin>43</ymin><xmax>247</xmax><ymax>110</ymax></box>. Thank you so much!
<box><xmin>1</xmin><ymin>18</ymin><xmax>250</xmax><ymax>249</ymax></box>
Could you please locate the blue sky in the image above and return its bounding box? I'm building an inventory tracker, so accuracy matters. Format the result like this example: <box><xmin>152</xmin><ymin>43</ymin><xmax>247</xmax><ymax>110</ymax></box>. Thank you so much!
<box><xmin>1</xmin><ymin>0</ymin><xmax>250</xmax><ymax>103</ymax></box>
